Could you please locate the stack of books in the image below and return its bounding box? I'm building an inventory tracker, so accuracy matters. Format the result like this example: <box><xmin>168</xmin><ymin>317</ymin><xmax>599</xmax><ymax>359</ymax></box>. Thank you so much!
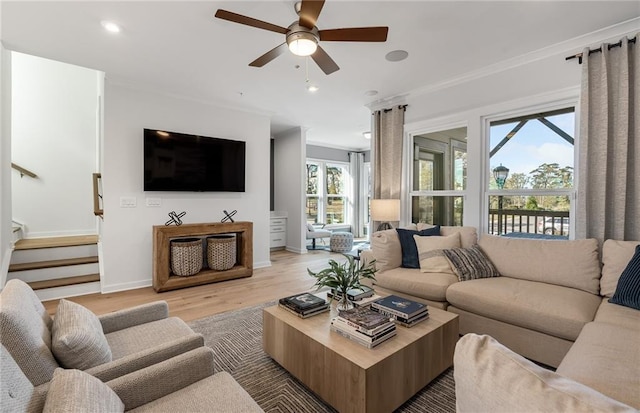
<box><xmin>278</xmin><ymin>293</ymin><xmax>329</xmax><ymax>318</ymax></box>
<box><xmin>371</xmin><ymin>295</ymin><xmax>429</xmax><ymax>327</ymax></box>
<box><xmin>330</xmin><ymin>306</ymin><xmax>396</xmax><ymax>348</ymax></box>
<box><xmin>327</xmin><ymin>285</ymin><xmax>375</xmax><ymax>301</ymax></box>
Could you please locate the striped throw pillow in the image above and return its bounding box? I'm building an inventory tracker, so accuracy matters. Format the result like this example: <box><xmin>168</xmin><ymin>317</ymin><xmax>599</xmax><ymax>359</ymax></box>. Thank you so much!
<box><xmin>443</xmin><ymin>245</ymin><xmax>500</xmax><ymax>282</ymax></box>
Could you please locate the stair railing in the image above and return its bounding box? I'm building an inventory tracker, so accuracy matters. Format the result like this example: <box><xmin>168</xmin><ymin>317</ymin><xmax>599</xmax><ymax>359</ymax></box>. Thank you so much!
<box><xmin>11</xmin><ymin>163</ymin><xmax>37</xmax><ymax>178</ymax></box>
<box><xmin>93</xmin><ymin>173</ymin><xmax>103</xmax><ymax>218</ymax></box>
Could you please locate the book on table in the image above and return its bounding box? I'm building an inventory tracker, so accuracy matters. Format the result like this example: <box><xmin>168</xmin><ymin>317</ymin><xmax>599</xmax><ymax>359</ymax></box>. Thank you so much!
<box><xmin>330</xmin><ymin>320</ymin><xmax>397</xmax><ymax>348</ymax></box>
<box><xmin>352</xmin><ymin>293</ymin><xmax>384</xmax><ymax>308</ymax></box>
<box><xmin>371</xmin><ymin>295</ymin><xmax>428</xmax><ymax>319</ymax></box>
<box><xmin>332</xmin><ymin>315</ymin><xmax>395</xmax><ymax>337</ymax></box>
<box><xmin>370</xmin><ymin>295</ymin><xmax>429</xmax><ymax>327</ymax></box>
<box><xmin>327</xmin><ymin>285</ymin><xmax>375</xmax><ymax>301</ymax></box>
<box><xmin>337</xmin><ymin>306</ymin><xmax>393</xmax><ymax>330</ymax></box>
<box><xmin>278</xmin><ymin>292</ymin><xmax>329</xmax><ymax>318</ymax></box>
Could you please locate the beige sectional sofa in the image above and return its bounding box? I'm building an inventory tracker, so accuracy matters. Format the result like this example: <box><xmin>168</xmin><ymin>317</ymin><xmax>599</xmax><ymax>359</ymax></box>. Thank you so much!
<box><xmin>361</xmin><ymin>226</ymin><xmax>640</xmax><ymax>410</ymax></box>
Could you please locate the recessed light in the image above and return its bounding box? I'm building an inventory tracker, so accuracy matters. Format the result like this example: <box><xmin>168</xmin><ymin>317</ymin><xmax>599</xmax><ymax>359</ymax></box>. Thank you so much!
<box><xmin>365</xmin><ymin>90</ymin><xmax>378</xmax><ymax>96</ymax></box>
<box><xmin>363</xmin><ymin>132</ymin><xmax>371</xmax><ymax>139</ymax></box>
<box><xmin>385</xmin><ymin>50</ymin><xmax>408</xmax><ymax>62</ymax></box>
<box><xmin>307</xmin><ymin>84</ymin><xmax>319</xmax><ymax>92</ymax></box>
<box><xmin>101</xmin><ymin>20</ymin><xmax>121</xmax><ymax>33</ymax></box>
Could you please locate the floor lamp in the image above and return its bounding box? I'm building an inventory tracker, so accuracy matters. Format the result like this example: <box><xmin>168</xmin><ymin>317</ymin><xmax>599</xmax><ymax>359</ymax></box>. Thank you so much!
<box><xmin>371</xmin><ymin>199</ymin><xmax>401</xmax><ymax>232</ymax></box>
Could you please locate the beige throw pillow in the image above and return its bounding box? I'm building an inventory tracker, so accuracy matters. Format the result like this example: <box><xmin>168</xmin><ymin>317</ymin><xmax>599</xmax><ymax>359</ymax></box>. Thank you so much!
<box><xmin>52</xmin><ymin>299</ymin><xmax>112</xmax><ymax>370</ymax></box>
<box><xmin>414</xmin><ymin>233</ymin><xmax>461</xmax><ymax>274</ymax></box>
<box><xmin>454</xmin><ymin>334</ymin><xmax>635</xmax><ymax>413</ymax></box>
<box><xmin>44</xmin><ymin>368</ymin><xmax>124</xmax><ymax>413</ymax></box>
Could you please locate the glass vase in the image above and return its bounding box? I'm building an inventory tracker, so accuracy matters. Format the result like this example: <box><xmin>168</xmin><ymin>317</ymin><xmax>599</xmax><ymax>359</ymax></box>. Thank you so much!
<box><xmin>337</xmin><ymin>295</ymin><xmax>354</xmax><ymax>311</ymax></box>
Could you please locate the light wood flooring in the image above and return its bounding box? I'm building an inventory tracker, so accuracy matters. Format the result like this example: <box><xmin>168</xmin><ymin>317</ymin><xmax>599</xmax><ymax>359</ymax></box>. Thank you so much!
<box><xmin>42</xmin><ymin>249</ymin><xmax>343</xmax><ymax>322</ymax></box>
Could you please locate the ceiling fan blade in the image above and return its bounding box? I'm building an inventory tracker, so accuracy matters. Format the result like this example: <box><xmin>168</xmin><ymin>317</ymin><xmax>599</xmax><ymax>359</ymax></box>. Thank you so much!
<box><xmin>298</xmin><ymin>0</ymin><xmax>325</xmax><ymax>29</ymax></box>
<box><xmin>311</xmin><ymin>45</ymin><xmax>339</xmax><ymax>75</ymax></box>
<box><xmin>215</xmin><ymin>9</ymin><xmax>288</xmax><ymax>34</ymax></box>
<box><xmin>319</xmin><ymin>27</ymin><xmax>389</xmax><ymax>42</ymax></box>
<box><xmin>249</xmin><ymin>43</ymin><xmax>288</xmax><ymax>67</ymax></box>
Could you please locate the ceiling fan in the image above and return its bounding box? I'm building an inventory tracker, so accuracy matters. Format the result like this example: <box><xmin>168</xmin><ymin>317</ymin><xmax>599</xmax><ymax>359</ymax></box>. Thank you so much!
<box><xmin>214</xmin><ymin>0</ymin><xmax>388</xmax><ymax>75</ymax></box>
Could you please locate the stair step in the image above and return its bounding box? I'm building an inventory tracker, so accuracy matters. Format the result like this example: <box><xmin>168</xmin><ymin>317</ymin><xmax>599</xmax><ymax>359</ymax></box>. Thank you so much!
<box><xmin>28</xmin><ymin>274</ymin><xmax>100</xmax><ymax>291</ymax></box>
<box><xmin>8</xmin><ymin>256</ymin><xmax>99</xmax><ymax>272</ymax></box>
<box><xmin>14</xmin><ymin>235</ymin><xmax>98</xmax><ymax>250</ymax></box>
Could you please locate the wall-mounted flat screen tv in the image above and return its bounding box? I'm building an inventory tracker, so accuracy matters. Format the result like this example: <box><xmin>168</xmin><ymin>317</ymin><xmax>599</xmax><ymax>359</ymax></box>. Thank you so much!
<box><xmin>144</xmin><ymin>129</ymin><xmax>245</xmax><ymax>192</ymax></box>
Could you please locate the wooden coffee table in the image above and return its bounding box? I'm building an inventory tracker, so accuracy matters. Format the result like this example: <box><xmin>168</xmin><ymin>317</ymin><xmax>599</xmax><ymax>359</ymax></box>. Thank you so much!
<box><xmin>262</xmin><ymin>302</ymin><xmax>459</xmax><ymax>413</ymax></box>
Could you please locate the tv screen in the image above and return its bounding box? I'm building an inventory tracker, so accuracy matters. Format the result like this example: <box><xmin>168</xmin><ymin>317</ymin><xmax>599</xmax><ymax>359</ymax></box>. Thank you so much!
<box><xmin>143</xmin><ymin>129</ymin><xmax>245</xmax><ymax>192</ymax></box>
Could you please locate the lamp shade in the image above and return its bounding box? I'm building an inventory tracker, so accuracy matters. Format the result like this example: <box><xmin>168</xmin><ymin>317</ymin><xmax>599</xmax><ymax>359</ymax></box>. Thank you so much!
<box><xmin>370</xmin><ymin>199</ymin><xmax>401</xmax><ymax>222</ymax></box>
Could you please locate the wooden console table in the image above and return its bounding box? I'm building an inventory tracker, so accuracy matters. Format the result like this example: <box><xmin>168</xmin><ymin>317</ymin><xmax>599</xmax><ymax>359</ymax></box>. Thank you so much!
<box><xmin>152</xmin><ymin>222</ymin><xmax>253</xmax><ymax>292</ymax></box>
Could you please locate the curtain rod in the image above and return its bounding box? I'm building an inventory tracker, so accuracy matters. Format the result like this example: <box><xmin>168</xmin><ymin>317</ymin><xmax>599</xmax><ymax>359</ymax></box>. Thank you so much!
<box><xmin>378</xmin><ymin>104</ymin><xmax>408</xmax><ymax>114</ymax></box>
<box><xmin>566</xmin><ymin>36</ymin><xmax>636</xmax><ymax>64</ymax></box>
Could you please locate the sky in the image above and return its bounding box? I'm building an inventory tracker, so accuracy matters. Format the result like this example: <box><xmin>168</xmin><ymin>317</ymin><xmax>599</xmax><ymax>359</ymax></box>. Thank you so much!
<box><xmin>489</xmin><ymin>112</ymin><xmax>575</xmax><ymax>178</ymax></box>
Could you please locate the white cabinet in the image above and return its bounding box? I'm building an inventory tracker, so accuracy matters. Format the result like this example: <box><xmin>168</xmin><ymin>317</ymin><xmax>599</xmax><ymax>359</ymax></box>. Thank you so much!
<box><xmin>270</xmin><ymin>216</ymin><xmax>287</xmax><ymax>249</ymax></box>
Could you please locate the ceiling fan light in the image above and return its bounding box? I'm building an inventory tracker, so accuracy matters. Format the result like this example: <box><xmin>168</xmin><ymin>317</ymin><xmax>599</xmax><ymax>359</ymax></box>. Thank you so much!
<box><xmin>287</xmin><ymin>32</ymin><xmax>318</xmax><ymax>56</ymax></box>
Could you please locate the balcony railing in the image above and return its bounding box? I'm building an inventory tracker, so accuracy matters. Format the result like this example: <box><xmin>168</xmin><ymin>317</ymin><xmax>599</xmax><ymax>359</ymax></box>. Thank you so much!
<box><xmin>488</xmin><ymin>209</ymin><xmax>570</xmax><ymax>237</ymax></box>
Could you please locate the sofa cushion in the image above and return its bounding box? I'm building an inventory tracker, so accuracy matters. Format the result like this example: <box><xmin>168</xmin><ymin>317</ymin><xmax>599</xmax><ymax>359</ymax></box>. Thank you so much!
<box><xmin>454</xmin><ymin>333</ymin><xmax>635</xmax><ymax>413</ymax></box>
<box><xmin>446</xmin><ymin>277</ymin><xmax>601</xmax><ymax>341</ymax></box>
<box><xmin>478</xmin><ymin>235</ymin><xmax>601</xmax><ymax>294</ymax></box>
<box><xmin>609</xmin><ymin>245</ymin><xmax>640</xmax><ymax>310</ymax></box>
<box><xmin>374</xmin><ymin>267</ymin><xmax>457</xmax><ymax>303</ymax></box>
<box><xmin>370</xmin><ymin>229</ymin><xmax>402</xmax><ymax>272</ymax></box>
<box><xmin>557</xmin><ymin>322</ymin><xmax>640</xmax><ymax>409</ymax></box>
<box><xmin>0</xmin><ymin>279</ymin><xmax>59</xmax><ymax>386</ymax></box>
<box><xmin>128</xmin><ymin>371</ymin><xmax>263</xmax><ymax>413</ymax></box>
<box><xmin>601</xmin><ymin>240</ymin><xmax>640</xmax><ymax>297</ymax></box>
<box><xmin>396</xmin><ymin>226</ymin><xmax>440</xmax><ymax>268</ymax></box>
<box><xmin>52</xmin><ymin>299</ymin><xmax>112</xmax><ymax>370</ymax></box>
<box><xmin>417</xmin><ymin>224</ymin><xmax>478</xmax><ymax>248</ymax></box>
<box><xmin>414</xmin><ymin>232</ymin><xmax>460</xmax><ymax>274</ymax></box>
<box><xmin>443</xmin><ymin>245</ymin><xmax>500</xmax><ymax>281</ymax></box>
<box><xmin>106</xmin><ymin>317</ymin><xmax>195</xmax><ymax>360</ymax></box>
<box><xmin>44</xmin><ymin>368</ymin><xmax>125</xmax><ymax>413</ymax></box>
<box><xmin>594</xmin><ymin>298</ymin><xmax>640</xmax><ymax>331</ymax></box>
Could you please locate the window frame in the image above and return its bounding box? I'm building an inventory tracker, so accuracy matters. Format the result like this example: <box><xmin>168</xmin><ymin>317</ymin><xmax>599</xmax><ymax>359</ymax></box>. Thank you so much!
<box><xmin>306</xmin><ymin>158</ymin><xmax>351</xmax><ymax>225</ymax></box>
<box><xmin>482</xmin><ymin>102</ymin><xmax>578</xmax><ymax>238</ymax></box>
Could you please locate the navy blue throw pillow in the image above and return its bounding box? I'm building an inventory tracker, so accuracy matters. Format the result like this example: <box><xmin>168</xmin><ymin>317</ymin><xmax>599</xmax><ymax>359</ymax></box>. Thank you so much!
<box><xmin>610</xmin><ymin>245</ymin><xmax>640</xmax><ymax>310</ymax></box>
<box><xmin>396</xmin><ymin>226</ymin><xmax>441</xmax><ymax>268</ymax></box>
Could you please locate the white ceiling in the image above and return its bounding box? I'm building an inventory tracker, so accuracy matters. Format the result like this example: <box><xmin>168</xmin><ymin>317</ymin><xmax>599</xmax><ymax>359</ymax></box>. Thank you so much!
<box><xmin>2</xmin><ymin>1</ymin><xmax>639</xmax><ymax>150</ymax></box>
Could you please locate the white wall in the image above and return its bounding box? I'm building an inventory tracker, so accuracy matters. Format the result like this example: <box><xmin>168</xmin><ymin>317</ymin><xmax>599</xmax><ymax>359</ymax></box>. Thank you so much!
<box><xmin>0</xmin><ymin>44</ymin><xmax>12</xmax><ymax>288</ymax></box>
<box><xmin>11</xmin><ymin>52</ymin><xmax>98</xmax><ymax>237</ymax></box>
<box><xmin>274</xmin><ymin>128</ymin><xmax>306</xmax><ymax>254</ymax></box>
<box><xmin>102</xmin><ymin>83</ymin><xmax>271</xmax><ymax>293</ymax></box>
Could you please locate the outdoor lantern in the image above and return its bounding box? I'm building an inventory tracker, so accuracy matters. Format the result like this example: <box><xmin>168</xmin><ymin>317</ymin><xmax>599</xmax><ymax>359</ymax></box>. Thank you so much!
<box><xmin>493</xmin><ymin>164</ymin><xmax>510</xmax><ymax>189</ymax></box>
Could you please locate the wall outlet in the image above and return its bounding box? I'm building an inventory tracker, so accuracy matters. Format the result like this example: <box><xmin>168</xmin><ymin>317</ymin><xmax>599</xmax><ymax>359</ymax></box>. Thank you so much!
<box><xmin>120</xmin><ymin>197</ymin><xmax>137</xmax><ymax>208</ymax></box>
<box><xmin>146</xmin><ymin>197</ymin><xmax>161</xmax><ymax>207</ymax></box>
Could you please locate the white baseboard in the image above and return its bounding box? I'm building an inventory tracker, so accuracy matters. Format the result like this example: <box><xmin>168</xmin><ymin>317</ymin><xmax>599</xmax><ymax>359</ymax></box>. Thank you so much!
<box><xmin>286</xmin><ymin>246</ymin><xmax>307</xmax><ymax>254</ymax></box>
<box><xmin>101</xmin><ymin>279</ymin><xmax>152</xmax><ymax>294</ymax></box>
<box><xmin>254</xmin><ymin>260</ymin><xmax>271</xmax><ymax>269</ymax></box>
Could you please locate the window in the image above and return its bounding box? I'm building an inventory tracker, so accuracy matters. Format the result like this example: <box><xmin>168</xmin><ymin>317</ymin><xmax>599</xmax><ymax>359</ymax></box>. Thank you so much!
<box><xmin>409</xmin><ymin>127</ymin><xmax>467</xmax><ymax>226</ymax></box>
<box><xmin>487</xmin><ymin>107</ymin><xmax>575</xmax><ymax>237</ymax></box>
<box><xmin>305</xmin><ymin>162</ymin><xmax>320</xmax><ymax>224</ymax></box>
<box><xmin>306</xmin><ymin>160</ymin><xmax>350</xmax><ymax>225</ymax></box>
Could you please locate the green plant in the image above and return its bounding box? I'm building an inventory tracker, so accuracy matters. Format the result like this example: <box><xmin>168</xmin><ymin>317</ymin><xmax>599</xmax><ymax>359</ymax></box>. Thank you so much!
<box><xmin>307</xmin><ymin>254</ymin><xmax>377</xmax><ymax>301</ymax></box>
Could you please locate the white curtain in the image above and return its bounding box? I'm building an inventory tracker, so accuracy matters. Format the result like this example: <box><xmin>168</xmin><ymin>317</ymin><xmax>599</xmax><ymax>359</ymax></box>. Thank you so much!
<box><xmin>349</xmin><ymin>152</ymin><xmax>365</xmax><ymax>237</ymax></box>
<box><xmin>576</xmin><ymin>34</ymin><xmax>639</xmax><ymax>243</ymax></box>
<box><xmin>372</xmin><ymin>106</ymin><xmax>406</xmax><ymax>229</ymax></box>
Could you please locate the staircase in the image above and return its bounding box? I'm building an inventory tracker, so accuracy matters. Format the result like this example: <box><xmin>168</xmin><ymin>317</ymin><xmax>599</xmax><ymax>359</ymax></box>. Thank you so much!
<box><xmin>9</xmin><ymin>235</ymin><xmax>101</xmax><ymax>301</ymax></box>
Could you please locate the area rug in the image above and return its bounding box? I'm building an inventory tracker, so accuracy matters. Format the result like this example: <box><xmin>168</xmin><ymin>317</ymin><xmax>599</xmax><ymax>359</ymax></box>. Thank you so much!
<box><xmin>188</xmin><ymin>301</ymin><xmax>456</xmax><ymax>412</ymax></box>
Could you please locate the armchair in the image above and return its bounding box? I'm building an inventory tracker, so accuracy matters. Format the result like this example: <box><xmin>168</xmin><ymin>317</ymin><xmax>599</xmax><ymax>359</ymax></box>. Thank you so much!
<box><xmin>306</xmin><ymin>223</ymin><xmax>331</xmax><ymax>249</ymax></box>
<box><xmin>1</xmin><ymin>345</ymin><xmax>263</xmax><ymax>412</ymax></box>
<box><xmin>0</xmin><ymin>279</ymin><xmax>203</xmax><ymax>386</ymax></box>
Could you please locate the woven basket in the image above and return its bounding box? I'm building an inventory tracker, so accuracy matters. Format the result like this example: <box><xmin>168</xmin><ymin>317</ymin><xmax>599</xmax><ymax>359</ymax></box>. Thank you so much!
<box><xmin>170</xmin><ymin>238</ymin><xmax>203</xmax><ymax>277</ymax></box>
<box><xmin>207</xmin><ymin>234</ymin><xmax>236</xmax><ymax>271</ymax></box>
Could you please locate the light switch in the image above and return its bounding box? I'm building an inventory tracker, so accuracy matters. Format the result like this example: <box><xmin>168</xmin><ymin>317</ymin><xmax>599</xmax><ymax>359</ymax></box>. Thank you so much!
<box><xmin>146</xmin><ymin>197</ymin><xmax>162</xmax><ymax>207</ymax></box>
<box><xmin>120</xmin><ymin>197</ymin><xmax>137</xmax><ymax>208</ymax></box>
